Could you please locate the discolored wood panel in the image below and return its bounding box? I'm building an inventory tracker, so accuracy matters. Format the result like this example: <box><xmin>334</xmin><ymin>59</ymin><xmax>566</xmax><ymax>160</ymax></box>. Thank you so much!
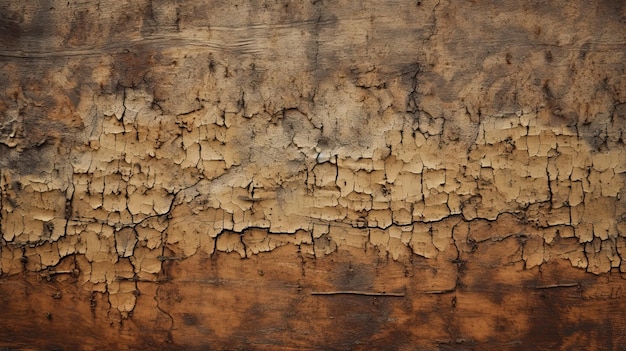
<box><xmin>1</xmin><ymin>0</ymin><xmax>626</xmax><ymax>349</ymax></box>
<box><xmin>2</xmin><ymin>236</ymin><xmax>626</xmax><ymax>350</ymax></box>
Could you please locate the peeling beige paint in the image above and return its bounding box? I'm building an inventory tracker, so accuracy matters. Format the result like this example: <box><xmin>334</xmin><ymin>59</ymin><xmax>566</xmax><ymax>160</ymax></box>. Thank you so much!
<box><xmin>1</xmin><ymin>0</ymin><xmax>625</xmax><ymax>318</ymax></box>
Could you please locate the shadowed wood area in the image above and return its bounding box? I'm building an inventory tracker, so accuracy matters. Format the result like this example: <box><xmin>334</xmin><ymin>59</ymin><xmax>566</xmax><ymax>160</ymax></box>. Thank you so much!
<box><xmin>1</xmin><ymin>0</ymin><xmax>626</xmax><ymax>349</ymax></box>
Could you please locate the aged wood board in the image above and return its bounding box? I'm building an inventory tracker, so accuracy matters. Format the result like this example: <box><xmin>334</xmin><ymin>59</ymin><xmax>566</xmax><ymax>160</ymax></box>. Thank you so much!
<box><xmin>0</xmin><ymin>0</ymin><xmax>625</xmax><ymax>349</ymax></box>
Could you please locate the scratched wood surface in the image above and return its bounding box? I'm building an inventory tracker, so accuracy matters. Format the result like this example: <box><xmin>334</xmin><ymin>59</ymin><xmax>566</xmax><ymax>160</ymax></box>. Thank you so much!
<box><xmin>1</xmin><ymin>0</ymin><xmax>626</xmax><ymax>350</ymax></box>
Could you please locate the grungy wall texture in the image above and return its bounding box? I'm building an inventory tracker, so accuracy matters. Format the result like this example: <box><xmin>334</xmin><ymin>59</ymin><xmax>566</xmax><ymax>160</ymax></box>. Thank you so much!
<box><xmin>1</xmin><ymin>0</ymin><xmax>626</xmax><ymax>349</ymax></box>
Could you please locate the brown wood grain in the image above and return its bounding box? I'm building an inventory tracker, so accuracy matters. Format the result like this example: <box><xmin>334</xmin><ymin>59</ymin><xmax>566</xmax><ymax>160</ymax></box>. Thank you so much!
<box><xmin>1</xmin><ymin>236</ymin><xmax>625</xmax><ymax>350</ymax></box>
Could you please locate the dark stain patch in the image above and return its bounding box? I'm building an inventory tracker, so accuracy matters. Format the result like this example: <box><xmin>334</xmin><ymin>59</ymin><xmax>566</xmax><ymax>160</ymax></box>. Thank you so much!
<box><xmin>523</xmin><ymin>290</ymin><xmax>565</xmax><ymax>349</ymax></box>
<box><xmin>331</xmin><ymin>262</ymin><xmax>374</xmax><ymax>292</ymax></box>
<box><xmin>542</xmin><ymin>80</ymin><xmax>557</xmax><ymax>110</ymax></box>
<box><xmin>303</xmin><ymin>294</ymin><xmax>395</xmax><ymax>351</ymax></box>
<box><xmin>2</xmin><ymin>143</ymin><xmax>55</xmax><ymax>176</ymax></box>
<box><xmin>505</xmin><ymin>52</ymin><xmax>512</xmax><ymax>64</ymax></box>
<box><xmin>207</xmin><ymin>55</ymin><xmax>216</xmax><ymax>73</ymax></box>
<box><xmin>544</xmin><ymin>50</ymin><xmax>553</xmax><ymax>63</ymax></box>
<box><xmin>579</xmin><ymin>42</ymin><xmax>591</xmax><ymax>60</ymax></box>
<box><xmin>330</xmin><ymin>296</ymin><xmax>393</xmax><ymax>348</ymax></box>
<box><xmin>1</xmin><ymin>3</ymin><xmax>61</xmax><ymax>53</ymax></box>
<box><xmin>595</xmin><ymin>0</ymin><xmax>626</xmax><ymax>25</ymax></box>
<box><xmin>181</xmin><ymin>313</ymin><xmax>199</xmax><ymax>326</ymax></box>
<box><xmin>111</xmin><ymin>46</ymin><xmax>158</xmax><ymax>89</ymax></box>
<box><xmin>562</xmin><ymin>316</ymin><xmax>613</xmax><ymax>350</ymax></box>
<box><xmin>0</xmin><ymin>13</ymin><xmax>21</xmax><ymax>47</ymax></box>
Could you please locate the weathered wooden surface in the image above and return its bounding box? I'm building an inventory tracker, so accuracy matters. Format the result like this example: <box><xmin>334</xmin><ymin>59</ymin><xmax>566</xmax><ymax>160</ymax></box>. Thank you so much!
<box><xmin>1</xmin><ymin>0</ymin><xmax>625</xmax><ymax>349</ymax></box>
<box><xmin>3</xmin><ymin>241</ymin><xmax>626</xmax><ymax>350</ymax></box>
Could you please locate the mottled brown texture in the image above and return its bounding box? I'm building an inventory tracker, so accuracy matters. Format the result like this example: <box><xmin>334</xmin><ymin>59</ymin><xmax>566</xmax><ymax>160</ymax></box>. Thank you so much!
<box><xmin>1</xmin><ymin>0</ymin><xmax>626</xmax><ymax>349</ymax></box>
<box><xmin>2</xmin><ymin>243</ymin><xmax>626</xmax><ymax>350</ymax></box>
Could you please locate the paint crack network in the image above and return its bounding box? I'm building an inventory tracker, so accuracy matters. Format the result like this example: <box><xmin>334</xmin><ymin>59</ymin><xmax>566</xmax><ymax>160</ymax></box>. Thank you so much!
<box><xmin>0</xmin><ymin>0</ymin><xmax>625</xmax><ymax>318</ymax></box>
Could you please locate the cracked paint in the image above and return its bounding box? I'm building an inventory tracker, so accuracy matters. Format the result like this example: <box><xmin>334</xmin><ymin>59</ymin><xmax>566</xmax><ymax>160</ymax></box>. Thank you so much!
<box><xmin>0</xmin><ymin>0</ymin><xmax>625</xmax><ymax>340</ymax></box>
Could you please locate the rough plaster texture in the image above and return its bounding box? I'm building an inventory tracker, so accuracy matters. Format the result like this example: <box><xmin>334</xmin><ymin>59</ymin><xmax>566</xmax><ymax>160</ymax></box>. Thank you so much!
<box><xmin>0</xmin><ymin>0</ymin><xmax>625</xmax><ymax>348</ymax></box>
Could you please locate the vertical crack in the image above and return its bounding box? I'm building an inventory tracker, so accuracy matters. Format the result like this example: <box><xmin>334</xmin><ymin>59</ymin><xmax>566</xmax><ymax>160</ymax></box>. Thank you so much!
<box><xmin>155</xmin><ymin>282</ymin><xmax>175</xmax><ymax>346</ymax></box>
<box><xmin>425</xmin><ymin>0</ymin><xmax>441</xmax><ymax>42</ymax></box>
